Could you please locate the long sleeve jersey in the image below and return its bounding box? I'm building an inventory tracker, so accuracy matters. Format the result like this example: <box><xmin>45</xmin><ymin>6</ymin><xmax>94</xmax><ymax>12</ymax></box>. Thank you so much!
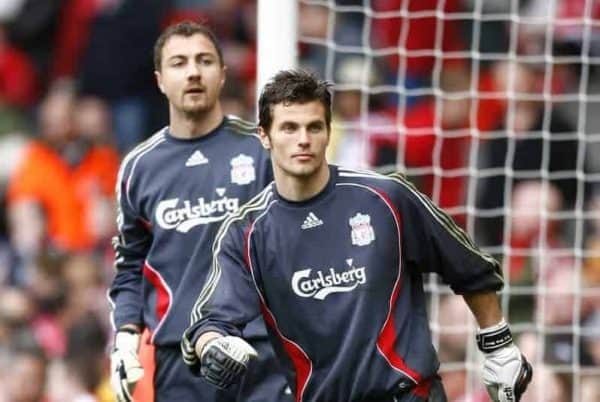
<box><xmin>182</xmin><ymin>165</ymin><xmax>503</xmax><ymax>402</ymax></box>
<box><xmin>109</xmin><ymin>116</ymin><xmax>272</xmax><ymax>346</ymax></box>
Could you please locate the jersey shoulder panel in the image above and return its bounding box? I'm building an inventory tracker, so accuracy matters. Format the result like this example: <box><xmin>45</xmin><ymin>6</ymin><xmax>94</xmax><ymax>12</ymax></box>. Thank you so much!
<box><xmin>223</xmin><ymin>115</ymin><xmax>263</xmax><ymax>145</ymax></box>
<box><xmin>119</xmin><ymin>127</ymin><xmax>168</xmax><ymax>178</ymax></box>
<box><xmin>216</xmin><ymin>183</ymin><xmax>276</xmax><ymax>240</ymax></box>
<box><xmin>337</xmin><ymin>166</ymin><xmax>497</xmax><ymax>266</ymax></box>
<box><xmin>338</xmin><ymin>166</ymin><xmax>429</xmax><ymax>203</ymax></box>
<box><xmin>337</xmin><ymin>166</ymin><xmax>403</xmax><ymax>195</ymax></box>
<box><xmin>224</xmin><ymin>114</ymin><xmax>258</xmax><ymax>136</ymax></box>
<box><xmin>117</xmin><ymin>127</ymin><xmax>168</xmax><ymax>210</ymax></box>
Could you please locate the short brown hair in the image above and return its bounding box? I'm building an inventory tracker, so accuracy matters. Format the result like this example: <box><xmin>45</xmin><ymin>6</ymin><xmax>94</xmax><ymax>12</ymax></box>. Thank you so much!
<box><xmin>258</xmin><ymin>69</ymin><xmax>333</xmax><ymax>133</ymax></box>
<box><xmin>153</xmin><ymin>20</ymin><xmax>223</xmax><ymax>71</ymax></box>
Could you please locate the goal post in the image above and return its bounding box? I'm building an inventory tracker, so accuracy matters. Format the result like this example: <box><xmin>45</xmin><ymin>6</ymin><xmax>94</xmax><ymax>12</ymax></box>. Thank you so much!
<box><xmin>256</xmin><ymin>0</ymin><xmax>299</xmax><ymax>98</ymax></box>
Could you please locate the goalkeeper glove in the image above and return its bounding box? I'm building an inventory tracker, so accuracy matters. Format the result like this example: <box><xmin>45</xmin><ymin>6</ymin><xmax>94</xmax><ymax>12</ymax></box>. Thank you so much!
<box><xmin>199</xmin><ymin>335</ymin><xmax>258</xmax><ymax>389</ymax></box>
<box><xmin>477</xmin><ymin>320</ymin><xmax>533</xmax><ymax>402</ymax></box>
<box><xmin>110</xmin><ymin>329</ymin><xmax>143</xmax><ymax>402</ymax></box>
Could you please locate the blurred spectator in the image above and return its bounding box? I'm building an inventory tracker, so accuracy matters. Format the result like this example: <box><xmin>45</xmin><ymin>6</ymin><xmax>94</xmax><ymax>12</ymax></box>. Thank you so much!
<box><xmin>51</xmin><ymin>0</ymin><xmax>169</xmax><ymax>153</ymax></box>
<box><xmin>48</xmin><ymin>314</ymin><xmax>111</xmax><ymax>402</ymax></box>
<box><xmin>435</xmin><ymin>295</ymin><xmax>489</xmax><ymax>402</ymax></box>
<box><xmin>297</xmin><ymin>3</ymin><xmax>328</xmax><ymax>77</ymax></box>
<box><xmin>371</xmin><ymin>0</ymin><xmax>465</xmax><ymax>89</ymax></box>
<box><xmin>0</xmin><ymin>344</ymin><xmax>49</xmax><ymax>402</ymax></box>
<box><xmin>581</xmin><ymin>374</ymin><xmax>600</xmax><ymax>402</ymax></box>
<box><xmin>436</xmin><ymin>295</ymin><xmax>469</xmax><ymax>401</ymax></box>
<box><xmin>75</xmin><ymin>95</ymin><xmax>114</xmax><ymax>145</ymax></box>
<box><xmin>0</xmin><ymin>286</ymin><xmax>35</xmax><ymax>354</ymax></box>
<box><xmin>29</xmin><ymin>255</ymin><xmax>69</xmax><ymax>358</ymax></box>
<box><xmin>221</xmin><ymin>75</ymin><xmax>253</xmax><ymax>121</ymax></box>
<box><xmin>476</xmin><ymin>61</ymin><xmax>582</xmax><ymax>246</ymax></box>
<box><xmin>508</xmin><ymin>181</ymin><xmax>567</xmax><ymax>282</ymax></box>
<box><xmin>298</xmin><ymin>3</ymin><xmax>363</xmax><ymax>79</ymax></box>
<box><xmin>396</xmin><ymin>65</ymin><xmax>473</xmax><ymax>219</ymax></box>
<box><xmin>521</xmin><ymin>0</ymin><xmax>600</xmax><ymax>57</ymax></box>
<box><xmin>5</xmin><ymin>84</ymin><xmax>119</xmax><ymax>284</ymax></box>
<box><xmin>62</xmin><ymin>254</ymin><xmax>110</xmax><ymax>329</ymax></box>
<box><xmin>505</xmin><ymin>181</ymin><xmax>575</xmax><ymax>331</ymax></box>
<box><xmin>436</xmin><ymin>295</ymin><xmax>472</xmax><ymax>363</ymax></box>
<box><xmin>582</xmin><ymin>310</ymin><xmax>600</xmax><ymax>366</ymax></box>
<box><xmin>327</xmin><ymin>56</ymin><xmax>395</xmax><ymax>168</ymax></box>
<box><xmin>369</xmin><ymin>63</ymin><xmax>504</xmax><ymax>224</ymax></box>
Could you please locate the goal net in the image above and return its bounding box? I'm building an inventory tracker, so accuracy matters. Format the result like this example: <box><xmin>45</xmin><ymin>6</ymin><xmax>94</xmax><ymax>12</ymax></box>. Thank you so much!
<box><xmin>295</xmin><ymin>0</ymin><xmax>600</xmax><ymax>400</ymax></box>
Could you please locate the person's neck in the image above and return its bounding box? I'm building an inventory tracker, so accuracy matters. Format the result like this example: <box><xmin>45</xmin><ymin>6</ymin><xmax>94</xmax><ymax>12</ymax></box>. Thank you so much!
<box><xmin>275</xmin><ymin>163</ymin><xmax>330</xmax><ymax>202</ymax></box>
<box><xmin>169</xmin><ymin>104</ymin><xmax>224</xmax><ymax>139</ymax></box>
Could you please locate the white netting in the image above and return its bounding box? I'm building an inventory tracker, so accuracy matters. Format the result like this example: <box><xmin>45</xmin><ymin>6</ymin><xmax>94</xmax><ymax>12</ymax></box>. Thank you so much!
<box><xmin>297</xmin><ymin>0</ymin><xmax>600</xmax><ymax>400</ymax></box>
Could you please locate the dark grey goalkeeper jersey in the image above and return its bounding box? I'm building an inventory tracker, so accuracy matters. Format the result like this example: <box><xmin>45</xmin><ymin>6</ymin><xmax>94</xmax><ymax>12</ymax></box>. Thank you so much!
<box><xmin>109</xmin><ymin>115</ymin><xmax>272</xmax><ymax>346</ymax></box>
<box><xmin>182</xmin><ymin>165</ymin><xmax>503</xmax><ymax>402</ymax></box>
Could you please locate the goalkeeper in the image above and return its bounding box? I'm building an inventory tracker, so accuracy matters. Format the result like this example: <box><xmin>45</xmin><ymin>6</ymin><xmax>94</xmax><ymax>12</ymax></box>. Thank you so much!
<box><xmin>181</xmin><ymin>69</ymin><xmax>533</xmax><ymax>402</ymax></box>
<box><xmin>108</xmin><ymin>21</ymin><xmax>290</xmax><ymax>402</ymax></box>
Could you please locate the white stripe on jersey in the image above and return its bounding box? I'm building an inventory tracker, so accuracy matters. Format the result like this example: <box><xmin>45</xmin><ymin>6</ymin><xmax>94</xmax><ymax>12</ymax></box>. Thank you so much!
<box><xmin>190</xmin><ymin>187</ymin><xmax>275</xmax><ymax>324</ymax></box>
<box><xmin>125</xmin><ymin>134</ymin><xmax>167</xmax><ymax>209</ymax></box>
<box><xmin>111</xmin><ymin>129</ymin><xmax>167</xmax><ymax>326</ymax></box>
<box><xmin>225</xmin><ymin>115</ymin><xmax>261</xmax><ymax>139</ymax></box>
<box><xmin>182</xmin><ymin>186</ymin><xmax>275</xmax><ymax>361</ymax></box>
<box><xmin>115</xmin><ymin>128</ymin><xmax>166</xmax><ymax>216</ymax></box>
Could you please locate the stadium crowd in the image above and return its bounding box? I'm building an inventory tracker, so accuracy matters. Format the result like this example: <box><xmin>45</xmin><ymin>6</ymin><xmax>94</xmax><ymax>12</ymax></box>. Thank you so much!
<box><xmin>0</xmin><ymin>0</ymin><xmax>597</xmax><ymax>401</ymax></box>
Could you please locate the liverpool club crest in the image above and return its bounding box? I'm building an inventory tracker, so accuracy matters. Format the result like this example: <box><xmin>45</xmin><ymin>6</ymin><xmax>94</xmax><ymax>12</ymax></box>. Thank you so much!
<box><xmin>230</xmin><ymin>154</ymin><xmax>256</xmax><ymax>185</ymax></box>
<box><xmin>349</xmin><ymin>213</ymin><xmax>375</xmax><ymax>246</ymax></box>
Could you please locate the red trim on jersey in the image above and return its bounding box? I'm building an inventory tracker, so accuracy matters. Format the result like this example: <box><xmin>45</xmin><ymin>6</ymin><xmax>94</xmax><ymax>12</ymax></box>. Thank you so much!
<box><xmin>245</xmin><ymin>218</ymin><xmax>312</xmax><ymax>402</ymax></box>
<box><xmin>260</xmin><ymin>303</ymin><xmax>312</xmax><ymax>402</ymax></box>
<box><xmin>138</xmin><ymin>217</ymin><xmax>152</xmax><ymax>230</ymax></box>
<box><xmin>370</xmin><ymin>186</ymin><xmax>423</xmax><ymax>384</ymax></box>
<box><xmin>411</xmin><ymin>377</ymin><xmax>433</xmax><ymax>398</ymax></box>
<box><xmin>142</xmin><ymin>261</ymin><xmax>172</xmax><ymax>343</ymax></box>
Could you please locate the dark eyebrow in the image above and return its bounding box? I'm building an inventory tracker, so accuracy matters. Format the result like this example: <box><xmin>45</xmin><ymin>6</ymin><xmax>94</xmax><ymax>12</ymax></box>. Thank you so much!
<box><xmin>167</xmin><ymin>52</ymin><xmax>216</xmax><ymax>61</ymax></box>
<box><xmin>167</xmin><ymin>55</ymin><xmax>186</xmax><ymax>62</ymax></box>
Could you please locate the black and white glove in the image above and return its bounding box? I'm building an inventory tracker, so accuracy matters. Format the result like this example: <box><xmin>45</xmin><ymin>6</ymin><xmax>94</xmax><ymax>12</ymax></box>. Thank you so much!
<box><xmin>110</xmin><ymin>330</ymin><xmax>143</xmax><ymax>402</ymax></box>
<box><xmin>477</xmin><ymin>320</ymin><xmax>533</xmax><ymax>402</ymax></box>
<box><xmin>199</xmin><ymin>336</ymin><xmax>258</xmax><ymax>389</ymax></box>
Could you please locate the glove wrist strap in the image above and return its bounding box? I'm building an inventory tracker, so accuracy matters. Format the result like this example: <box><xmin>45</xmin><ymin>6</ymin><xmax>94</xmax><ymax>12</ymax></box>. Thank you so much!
<box><xmin>117</xmin><ymin>327</ymin><xmax>141</xmax><ymax>335</ymax></box>
<box><xmin>476</xmin><ymin>320</ymin><xmax>513</xmax><ymax>353</ymax></box>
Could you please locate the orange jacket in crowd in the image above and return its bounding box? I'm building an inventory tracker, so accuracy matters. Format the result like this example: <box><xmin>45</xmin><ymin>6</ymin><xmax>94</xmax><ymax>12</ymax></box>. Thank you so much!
<box><xmin>7</xmin><ymin>140</ymin><xmax>119</xmax><ymax>251</ymax></box>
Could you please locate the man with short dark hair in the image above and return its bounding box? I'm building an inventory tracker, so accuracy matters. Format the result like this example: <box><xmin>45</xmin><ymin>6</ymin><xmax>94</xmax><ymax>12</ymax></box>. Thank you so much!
<box><xmin>109</xmin><ymin>21</ymin><xmax>289</xmax><ymax>402</ymax></box>
<box><xmin>182</xmin><ymin>70</ymin><xmax>533</xmax><ymax>402</ymax></box>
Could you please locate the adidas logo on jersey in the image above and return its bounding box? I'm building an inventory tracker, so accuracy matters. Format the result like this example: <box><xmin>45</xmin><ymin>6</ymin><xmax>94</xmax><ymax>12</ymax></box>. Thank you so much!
<box><xmin>185</xmin><ymin>150</ymin><xmax>208</xmax><ymax>167</ymax></box>
<box><xmin>301</xmin><ymin>212</ymin><xmax>323</xmax><ymax>230</ymax></box>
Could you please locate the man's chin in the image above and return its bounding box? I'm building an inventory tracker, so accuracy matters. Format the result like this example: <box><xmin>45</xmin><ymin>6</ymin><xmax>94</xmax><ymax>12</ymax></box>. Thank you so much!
<box><xmin>287</xmin><ymin>165</ymin><xmax>319</xmax><ymax>178</ymax></box>
<box><xmin>182</xmin><ymin>105</ymin><xmax>209</xmax><ymax>117</ymax></box>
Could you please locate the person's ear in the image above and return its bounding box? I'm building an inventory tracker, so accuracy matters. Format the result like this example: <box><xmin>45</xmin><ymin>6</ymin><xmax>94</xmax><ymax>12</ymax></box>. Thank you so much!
<box><xmin>220</xmin><ymin>65</ymin><xmax>227</xmax><ymax>89</ymax></box>
<box><xmin>155</xmin><ymin>71</ymin><xmax>165</xmax><ymax>94</ymax></box>
<box><xmin>258</xmin><ymin>127</ymin><xmax>271</xmax><ymax>150</ymax></box>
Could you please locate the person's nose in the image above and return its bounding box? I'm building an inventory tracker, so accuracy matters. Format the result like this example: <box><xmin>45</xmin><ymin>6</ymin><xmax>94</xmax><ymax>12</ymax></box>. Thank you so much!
<box><xmin>298</xmin><ymin>128</ymin><xmax>310</xmax><ymax>148</ymax></box>
<box><xmin>186</xmin><ymin>62</ymin><xmax>202</xmax><ymax>81</ymax></box>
